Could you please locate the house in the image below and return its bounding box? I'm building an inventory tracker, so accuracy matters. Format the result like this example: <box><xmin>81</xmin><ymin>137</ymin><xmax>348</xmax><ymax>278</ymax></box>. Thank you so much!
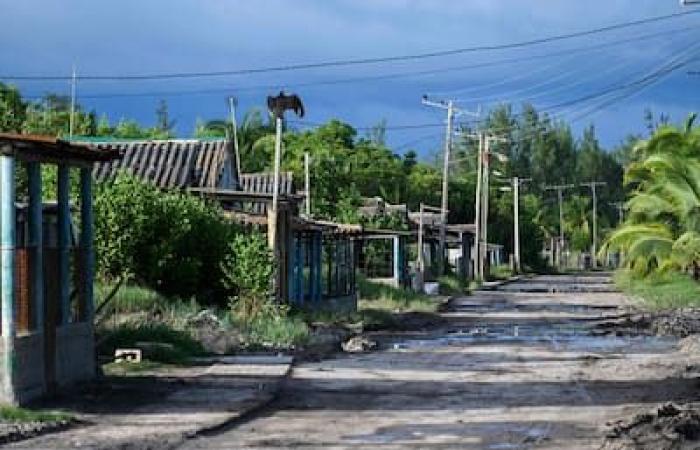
<box><xmin>0</xmin><ymin>134</ymin><xmax>120</xmax><ymax>404</ymax></box>
<box><xmin>90</xmin><ymin>138</ymin><xmax>361</xmax><ymax>313</ymax></box>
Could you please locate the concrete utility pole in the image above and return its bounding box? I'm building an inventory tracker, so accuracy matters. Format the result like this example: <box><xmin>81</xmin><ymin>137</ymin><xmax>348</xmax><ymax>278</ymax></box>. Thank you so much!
<box><xmin>512</xmin><ymin>177</ymin><xmax>531</xmax><ymax>273</ymax></box>
<box><xmin>474</xmin><ymin>133</ymin><xmax>483</xmax><ymax>279</ymax></box>
<box><xmin>422</xmin><ymin>96</ymin><xmax>478</xmax><ymax>275</ymax></box>
<box><xmin>610</xmin><ymin>201</ymin><xmax>625</xmax><ymax>224</ymax></box>
<box><xmin>416</xmin><ymin>203</ymin><xmax>442</xmax><ymax>292</ymax></box>
<box><xmin>544</xmin><ymin>184</ymin><xmax>575</xmax><ymax>269</ymax></box>
<box><xmin>478</xmin><ymin>135</ymin><xmax>508</xmax><ymax>279</ymax></box>
<box><xmin>228</xmin><ymin>96</ymin><xmax>242</xmax><ymax>178</ymax></box>
<box><xmin>581</xmin><ymin>181</ymin><xmax>606</xmax><ymax>268</ymax></box>
<box><xmin>69</xmin><ymin>65</ymin><xmax>77</xmax><ymax>139</ymax></box>
<box><xmin>304</xmin><ymin>152</ymin><xmax>311</xmax><ymax>217</ymax></box>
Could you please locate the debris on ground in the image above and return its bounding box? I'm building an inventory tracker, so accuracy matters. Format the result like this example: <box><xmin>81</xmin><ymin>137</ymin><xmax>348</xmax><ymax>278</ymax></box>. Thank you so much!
<box><xmin>342</xmin><ymin>335</ymin><xmax>378</xmax><ymax>353</ymax></box>
<box><xmin>595</xmin><ymin>308</ymin><xmax>700</xmax><ymax>337</ymax></box>
<box><xmin>0</xmin><ymin>419</ymin><xmax>73</xmax><ymax>445</ymax></box>
<box><xmin>602</xmin><ymin>403</ymin><xmax>700</xmax><ymax>450</ymax></box>
<box><xmin>186</xmin><ymin>309</ymin><xmax>243</xmax><ymax>354</ymax></box>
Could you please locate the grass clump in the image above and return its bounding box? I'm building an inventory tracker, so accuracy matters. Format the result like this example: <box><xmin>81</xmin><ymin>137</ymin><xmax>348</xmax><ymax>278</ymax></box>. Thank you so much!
<box><xmin>358</xmin><ymin>276</ymin><xmax>437</xmax><ymax>313</ymax></box>
<box><xmin>98</xmin><ymin>323</ymin><xmax>205</xmax><ymax>364</ymax></box>
<box><xmin>0</xmin><ymin>405</ymin><xmax>72</xmax><ymax>423</ymax></box>
<box><xmin>236</xmin><ymin>312</ymin><xmax>309</xmax><ymax>349</ymax></box>
<box><xmin>614</xmin><ymin>269</ymin><xmax>700</xmax><ymax>309</ymax></box>
<box><xmin>437</xmin><ymin>275</ymin><xmax>468</xmax><ymax>295</ymax></box>
<box><xmin>95</xmin><ymin>282</ymin><xmax>167</xmax><ymax>314</ymax></box>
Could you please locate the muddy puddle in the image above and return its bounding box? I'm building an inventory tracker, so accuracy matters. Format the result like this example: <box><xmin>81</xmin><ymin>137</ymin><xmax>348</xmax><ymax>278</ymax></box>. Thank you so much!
<box><xmin>390</xmin><ymin>322</ymin><xmax>679</xmax><ymax>355</ymax></box>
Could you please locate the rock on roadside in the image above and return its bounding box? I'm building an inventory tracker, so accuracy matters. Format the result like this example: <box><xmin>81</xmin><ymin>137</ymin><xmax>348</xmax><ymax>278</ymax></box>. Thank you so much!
<box><xmin>602</xmin><ymin>403</ymin><xmax>700</xmax><ymax>450</ymax></box>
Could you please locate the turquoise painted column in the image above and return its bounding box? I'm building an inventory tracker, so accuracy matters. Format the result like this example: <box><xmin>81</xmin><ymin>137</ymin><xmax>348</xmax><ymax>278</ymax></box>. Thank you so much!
<box><xmin>57</xmin><ymin>166</ymin><xmax>71</xmax><ymax>325</ymax></box>
<box><xmin>312</xmin><ymin>232</ymin><xmax>322</xmax><ymax>304</ymax></box>
<box><xmin>79</xmin><ymin>168</ymin><xmax>94</xmax><ymax>321</ymax></box>
<box><xmin>392</xmin><ymin>236</ymin><xmax>400</xmax><ymax>288</ymax></box>
<box><xmin>296</xmin><ymin>237</ymin><xmax>304</xmax><ymax>305</ymax></box>
<box><xmin>0</xmin><ymin>155</ymin><xmax>16</xmax><ymax>401</ymax></box>
<box><xmin>27</xmin><ymin>163</ymin><xmax>43</xmax><ymax>330</ymax></box>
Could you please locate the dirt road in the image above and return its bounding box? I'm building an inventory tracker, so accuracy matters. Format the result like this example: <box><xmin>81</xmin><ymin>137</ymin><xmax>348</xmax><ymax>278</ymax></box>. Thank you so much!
<box><xmin>179</xmin><ymin>274</ymin><xmax>700</xmax><ymax>449</ymax></box>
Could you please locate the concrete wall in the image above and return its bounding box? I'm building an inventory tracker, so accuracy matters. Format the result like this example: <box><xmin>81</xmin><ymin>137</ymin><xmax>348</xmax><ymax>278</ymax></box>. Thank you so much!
<box><xmin>0</xmin><ymin>324</ymin><xmax>96</xmax><ymax>404</ymax></box>
<box><xmin>13</xmin><ymin>333</ymin><xmax>45</xmax><ymax>404</ymax></box>
<box><xmin>55</xmin><ymin>323</ymin><xmax>95</xmax><ymax>387</ymax></box>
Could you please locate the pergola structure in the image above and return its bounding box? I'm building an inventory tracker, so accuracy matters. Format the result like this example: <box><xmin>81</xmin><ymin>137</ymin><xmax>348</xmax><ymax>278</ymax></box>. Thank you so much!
<box><xmin>191</xmin><ymin>188</ymin><xmax>362</xmax><ymax>313</ymax></box>
<box><xmin>0</xmin><ymin>134</ymin><xmax>120</xmax><ymax>404</ymax></box>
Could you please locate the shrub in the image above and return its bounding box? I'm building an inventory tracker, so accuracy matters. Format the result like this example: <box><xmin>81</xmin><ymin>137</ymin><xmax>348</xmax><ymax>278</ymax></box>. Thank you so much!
<box><xmin>221</xmin><ymin>231</ymin><xmax>275</xmax><ymax>321</ymax></box>
<box><xmin>94</xmin><ymin>175</ymin><xmax>236</xmax><ymax>305</ymax></box>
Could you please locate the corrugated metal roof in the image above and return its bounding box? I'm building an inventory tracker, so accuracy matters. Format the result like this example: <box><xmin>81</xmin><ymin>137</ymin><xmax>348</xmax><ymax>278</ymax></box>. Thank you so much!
<box><xmin>0</xmin><ymin>133</ymin><xmax>121</xmax><ymax>163</ymax></box>
<box><xmin>90</xmin><ymin>139</ymin><xmax>232</xmax><ymax>189</ymax></box>
<box><xmin>238</xmin><ymin>172</ymin><xmax>296</xmax><ymax>214</ymax></box>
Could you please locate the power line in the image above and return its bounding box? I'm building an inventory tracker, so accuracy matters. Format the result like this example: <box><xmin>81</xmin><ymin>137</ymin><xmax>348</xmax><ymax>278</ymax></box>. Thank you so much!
<box><xmin>4</xmin><ymin>10</ymin><xmax>699</xmax><ymax>81</ymax></box>
<box><xmin>18</xmin><ymin>25</ymin><xmax>696</xmax><ymax>101</ymax></box>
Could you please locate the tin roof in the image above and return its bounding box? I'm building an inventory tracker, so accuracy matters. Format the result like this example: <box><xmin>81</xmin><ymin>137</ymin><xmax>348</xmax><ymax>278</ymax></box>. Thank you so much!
<box><xmin>90</xmin><ymin>139</ymin><xmax>232</xmax><ymax>189</ymax></box>
<box><xmin>0</xmin><ymin>133</ymin><xmax>121</xmax><ymax>163</ymax></box>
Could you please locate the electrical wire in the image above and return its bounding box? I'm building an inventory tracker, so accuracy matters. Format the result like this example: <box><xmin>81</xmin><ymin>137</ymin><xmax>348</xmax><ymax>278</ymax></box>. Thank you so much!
<box><xmin>4</xmin><ymin>10</ymin><xmax>699</xmax><ymax>81</ymax></box>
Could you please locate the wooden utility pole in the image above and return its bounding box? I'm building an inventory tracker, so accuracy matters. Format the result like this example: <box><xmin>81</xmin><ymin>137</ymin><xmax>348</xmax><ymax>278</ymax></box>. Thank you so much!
<box><xmin>422</xmin><ymin>96</ymin><xmax>478</xmax><ymax>275</ymax></box>
<box><xmin>228</xmin><ymin>96</ymin><xmax>242</xmax><ymax>178</ymax></box>
<box><xmin>581</xmin><ymin>181</ymin><xmax>607</xmax><ymax>268</ymax></box>
<box><xmin>266</xmin><ymin>91</ymin><xmax>304</xmax><ymax>254</ymax></box>
<box><xmin>544</xmin><ymin>184</ymin><xmax>575</xmax><ymax>269</ymax></box>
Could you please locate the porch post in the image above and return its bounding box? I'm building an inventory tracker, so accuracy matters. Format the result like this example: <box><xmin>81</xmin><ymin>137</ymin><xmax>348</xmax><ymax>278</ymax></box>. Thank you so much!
<box><xmin>0</xmin><ymin>154</ymin><xmax>16</xmax><ymax>401</ymax></box>
<box><xmin>27</xmin><ymin>162</ymin><xmax>44</xmax><ymax>329</ymax></box>
<box><xmin>57</xmin><ymin>165</ymin><xmax>71</xmax><ymax>324</ymax></box>
<box><xmin>393</xmin><ymin>236</ymin><xmax>400</xmax><ymax>288</ymax></box>
<box><xmin>80</xmin><ymin>168</ymin><xmax>94</xmax><ymax>321</ymax></box>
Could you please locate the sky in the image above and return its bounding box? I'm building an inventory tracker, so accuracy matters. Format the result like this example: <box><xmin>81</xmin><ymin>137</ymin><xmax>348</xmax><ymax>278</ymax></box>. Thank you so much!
<box><xmin>1</xmin><ymin>0</ymin><xmax>699</xmax><ymax>158</ymax></box>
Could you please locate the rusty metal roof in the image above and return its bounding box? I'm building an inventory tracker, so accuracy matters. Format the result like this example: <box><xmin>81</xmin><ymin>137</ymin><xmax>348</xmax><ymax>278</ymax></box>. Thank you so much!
<box><xmin>90</xmin><ymin>139</ymin><xmax>232</xmax><ymax>189</ymax></box>
<box><xmin>0</xmin><ymin>133</ymin><xmax>121</xmax><ymax>163</ymax></box>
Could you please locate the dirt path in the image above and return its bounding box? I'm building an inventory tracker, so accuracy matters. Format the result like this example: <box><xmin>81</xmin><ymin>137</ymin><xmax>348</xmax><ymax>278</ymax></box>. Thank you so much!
<box><xmin>179</xmin><ymin>274</ymin><xmax>700</xmax><ymax>449</ymax></box>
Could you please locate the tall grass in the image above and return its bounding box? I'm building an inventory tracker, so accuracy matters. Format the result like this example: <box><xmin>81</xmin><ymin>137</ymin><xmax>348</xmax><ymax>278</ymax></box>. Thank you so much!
<box><xmin>357</xmin><ymin>276</ymin><xmax>437</xmax><ymax>313</ymax></box>
<box><xmin>615</xmin><ymin>269</ymin><xmax>700</xmax><ymax>309</ymax></box>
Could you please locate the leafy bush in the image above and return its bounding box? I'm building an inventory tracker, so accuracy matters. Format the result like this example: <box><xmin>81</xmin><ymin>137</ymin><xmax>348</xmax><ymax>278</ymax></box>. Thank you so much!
<box><xmin>221</xmin><ymin>231</ymin><xmax>275</xmax><ymax>321</ymax></box>
<box><xmin>94</xmin><ymin>175</ymin><xmax>236</xmax><ymax>304</ymax></box>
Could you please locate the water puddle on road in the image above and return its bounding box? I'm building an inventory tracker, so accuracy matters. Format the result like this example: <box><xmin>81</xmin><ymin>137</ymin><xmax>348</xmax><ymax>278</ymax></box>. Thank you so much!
<box><xmin>389</xmin><ymin>322</ymin><xmax>678</xmax><ymax>355</ymax></box>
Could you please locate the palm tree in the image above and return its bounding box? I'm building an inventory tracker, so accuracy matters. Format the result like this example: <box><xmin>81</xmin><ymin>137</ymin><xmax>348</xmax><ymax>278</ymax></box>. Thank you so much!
<box><xmin>600</xmin><ymin>114</ymin><xmax>700</xmax><ymax>278</ymax></box>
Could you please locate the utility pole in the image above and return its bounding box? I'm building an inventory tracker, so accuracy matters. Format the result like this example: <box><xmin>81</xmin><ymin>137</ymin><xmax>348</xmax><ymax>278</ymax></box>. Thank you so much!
<box><xmin>69</xmin><ymin>65</ymin><xmax>77</xmax><ymax>139</ymax></box>
<box><xmin>474</xmin><ymin>133</ymin><xmax>483</xmax><ymax>280</ymax></box>
<box><xmin>479</xmin><ymin>135</ymin><xmax>508</xmax><ymax>279</ymax></box>
<box><xmin>422</xmin><ymin>95</ymin><xmax>478</xmax><ymax>275</ymax></box>
<box><xmin>512</xmin><ymin>177</ymin><xmax>531</xmax><ymax>273</ymax></box>
<box><xmin>581</xmin><ymin>181</ymin><xmax>606</xmax><ymax>268</ymax></box>
<box><xmin>610</xmin><ymin>201</ymin><xmax>625</xmax><ymax>224</ymax></box>
<box><xmin>304</xmin><ymin>152</ymin><xmax>311</xmax><ymax>217</ymax></box>
<box><xmin>228</xmin><ymin>96</ymin><xmax>242</xmax><ymax>178</ymax></box>
<box><xmin>544</xmin><ymin>184</ymin><xmax>575</xmax><ymax>269</ymax></box>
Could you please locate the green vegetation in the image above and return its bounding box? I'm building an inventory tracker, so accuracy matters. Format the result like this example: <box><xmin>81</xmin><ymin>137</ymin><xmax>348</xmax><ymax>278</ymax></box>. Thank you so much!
<box><xmin>95</xmin><ymin>282</ymin><xmax>167</xmax><ymax>314</ymax></box>
<box><xmin>358</xmin><ymin>277</ymin><xmax>437</xmax><ymax>313</ymax></box>
<box><xmin>614</xmin><ymin>270</ymin><xmax>700</xmax><ymax>309</ymax></box>
<box><xmin>98</xmin><ymin>323</ymin><xmax>205</xmax><ymax>364</ymax></box>
<box><xmin>0</xmin><ymin>405</ymin><xmax>72</xmax><ymax>423</ymax></box>
<box><xmin>94</xmin><ymin>175</ymin><xmax>236</xmax><ymax>304</ymax></box>
<box><xmin>438</xmin><ymin>275</ymin><xmax>469</xmax><ymax>295</ymax></box>
<box><xmin>489</xmin><ymin>265</ymin><xmax>515</xmax><ymax>281</ymax></box>
<box><xmin>602</xmin><ymin>114</ymin><xmax>700</xmax><ymax>278</ymax></box>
